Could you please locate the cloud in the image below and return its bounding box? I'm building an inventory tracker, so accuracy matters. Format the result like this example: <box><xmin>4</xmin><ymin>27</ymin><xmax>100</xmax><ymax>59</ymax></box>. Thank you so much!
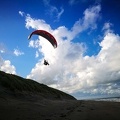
<box><xmin>43</xmin><ymin>0</ymin><xmax>64</xmax><ymax>21</ymax></box>
<box><xmin>0</xmin><ymin>43</ymin><xmax>24</xmax><ymax>57</ymax></box>
<box><xmin>26</xmin><ymin>5</ymin><xmax>101</xmax><ymax>40</ymax></box>
<box><xmin>0</xmin><ymin>43</ymin><xmax>7</xmax><ymax>54</ymax></box>
<box><xmin>13</xmin><ymin>48</ymin><xmax>24</xmax><ymax>56</ymax></box>
<box><xmin>26</xmin><ymin>14</ymin><xmax>51</xmax><ymax>30</ymax></box>
<box><xmin>19</xmin><ymin>11</ymin><xmax>24</xmax><ymax>17</ymax></box>
<box><xmin>69</xmin><ymin>0</ymin><xmax>80</xmax><ymax>5</ymax></box>
<box><xmin>102</xmin><ymin>22</ymin><xmax>113</xmax><ymax>35</ymax></box>
<box><xmin>42</xmin><ymin>0</ymin><xmax>50</xmax><ymax>6</ymax></box>
<box><xmin>26</xmin><ymin>5</ymin><xmax>101</xmax><ymax>87</ymax></box>
<box><xmin>71</xmin><ymin>5</ymin><xmax>101</xmax><ymax>37</ymax></box>
<box><xmin>0</xmin><ymin>45</ymin><xmax>24</xmax><ymax>74</ymax></box>
<box><xmin>0</xmin><ymin>56</ymin><xmax>3</xmax><ymax>66</ymax></box>
<box><xmin>35</xmin><ymin>51</ymin><xmax>39</xmax><ymax>58</ymax></box>
<box><xmin>0</xmin><ymin>59</ymin><xmax>16</xmax><ymax>74</ymax></box>
<box><xmin>25</xmin><ymin>4</ymin><xmax>120</xmax><ymax>98</ymax></box>
<box><xmin>56</xmin><ymin>7</ymin><xmax>64</xmax><ymax>21</ymax></box>
<box><xmin>0</xmin><ymin>44</ymin><xmax>17</xmax><ymax>74</ymax></box>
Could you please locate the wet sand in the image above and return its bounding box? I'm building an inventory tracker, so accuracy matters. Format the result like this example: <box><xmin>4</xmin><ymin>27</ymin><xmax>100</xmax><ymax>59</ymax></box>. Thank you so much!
<box><xmin>0</xmin><ymin>97</ymin><xmax>120</xmax><ymax>120</ymax></box>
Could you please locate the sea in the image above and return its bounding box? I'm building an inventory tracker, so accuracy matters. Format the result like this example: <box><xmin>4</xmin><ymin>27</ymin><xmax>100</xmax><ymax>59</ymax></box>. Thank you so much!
<box><xmin>94</xmin><ymin>97</ymin><xmax>120</xmax><ymax>102</ymax></box>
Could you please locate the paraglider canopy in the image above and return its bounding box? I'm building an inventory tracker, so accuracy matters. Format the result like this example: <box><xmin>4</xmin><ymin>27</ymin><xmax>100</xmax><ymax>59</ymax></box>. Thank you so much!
<box><xmin>28</xmin><ymin>30</ymin><xmax>57</xmax><ymax>48</ymax></box>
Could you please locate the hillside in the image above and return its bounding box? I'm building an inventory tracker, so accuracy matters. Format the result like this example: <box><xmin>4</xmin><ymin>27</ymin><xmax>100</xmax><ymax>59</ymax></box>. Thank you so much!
<box><xmin>0</xmin><ymin>71</ymin><xmax>76</xmax><ymax>100</ymax></box>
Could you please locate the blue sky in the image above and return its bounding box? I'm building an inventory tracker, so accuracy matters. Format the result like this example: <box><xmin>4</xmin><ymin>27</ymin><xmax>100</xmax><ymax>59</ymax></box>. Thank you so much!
<box><xmin>0</xmin><ymin>0</ymin><xmax>120</xmax><ymax>99</ymax></box>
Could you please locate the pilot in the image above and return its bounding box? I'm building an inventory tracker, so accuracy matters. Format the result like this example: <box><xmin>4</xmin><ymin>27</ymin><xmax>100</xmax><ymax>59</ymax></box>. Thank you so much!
<box><xmin>44</xmin><ymin>59</ymin><xmax>49</xmax><ymax>65</ymax></box>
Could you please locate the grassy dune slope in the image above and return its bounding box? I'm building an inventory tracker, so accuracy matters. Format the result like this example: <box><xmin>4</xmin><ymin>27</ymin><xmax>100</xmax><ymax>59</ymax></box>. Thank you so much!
<box><xmin>0</xmin><ymin>71</ymin><xmax>76</xmax><ymax>100</ymax></box>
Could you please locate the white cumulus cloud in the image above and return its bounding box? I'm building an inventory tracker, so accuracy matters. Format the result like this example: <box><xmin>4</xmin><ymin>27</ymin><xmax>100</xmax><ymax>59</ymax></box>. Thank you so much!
<box><xmin>26</xmin><ymin>5</ymin><xmax>101</xmax><ymax>89</ymax></box>
<box><xmin>0</xmin><ymin>59</ymin><xmax>16</xmax><ymax>74</ymax></box>
<box><xmin>24</xmin><ymin>4</ymin><xmax>120</xmax><ymax>98</ymax></box>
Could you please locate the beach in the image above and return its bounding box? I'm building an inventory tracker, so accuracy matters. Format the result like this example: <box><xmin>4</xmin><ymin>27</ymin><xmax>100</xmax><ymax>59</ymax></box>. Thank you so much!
<box><xmin>0</xmin><ymin>71</ymin><xmax>120</xmax><ymax>120</ymax></box>
<box><xmin>0</xmin><ymin>97</ymin><xmax>120</xmax><ymax>120</ymax></box>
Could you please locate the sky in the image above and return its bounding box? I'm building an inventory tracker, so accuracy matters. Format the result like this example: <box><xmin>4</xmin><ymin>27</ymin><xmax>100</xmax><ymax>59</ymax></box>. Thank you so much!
<box><xmin>0</xmin><ymin>0</ymin><xmax>120</xmax><ymax>99</ymax></box>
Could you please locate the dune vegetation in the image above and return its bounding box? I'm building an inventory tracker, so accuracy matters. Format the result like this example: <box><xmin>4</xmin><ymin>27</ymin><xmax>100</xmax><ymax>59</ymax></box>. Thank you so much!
<box><xmin>0</xmin><ymin>70</ymin><xmax>76</xmax><ymax>100</ymax></box>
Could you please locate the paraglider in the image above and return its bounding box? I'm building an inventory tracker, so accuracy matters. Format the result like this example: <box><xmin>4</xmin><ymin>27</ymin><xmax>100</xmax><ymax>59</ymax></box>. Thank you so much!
<box><xmin>44</xmin><ymin>59</ymin><xmax>49</xmax><ymax>65</ymax></box>
<box><xmin>28</xmin><ymin>30</ymin><xmax>57</xmax><ymax>65</ymax></box>
<box><xmin>28</xmin><ymin>30</ymin><xmax>57</xmax><ymax>48</ymax></box>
